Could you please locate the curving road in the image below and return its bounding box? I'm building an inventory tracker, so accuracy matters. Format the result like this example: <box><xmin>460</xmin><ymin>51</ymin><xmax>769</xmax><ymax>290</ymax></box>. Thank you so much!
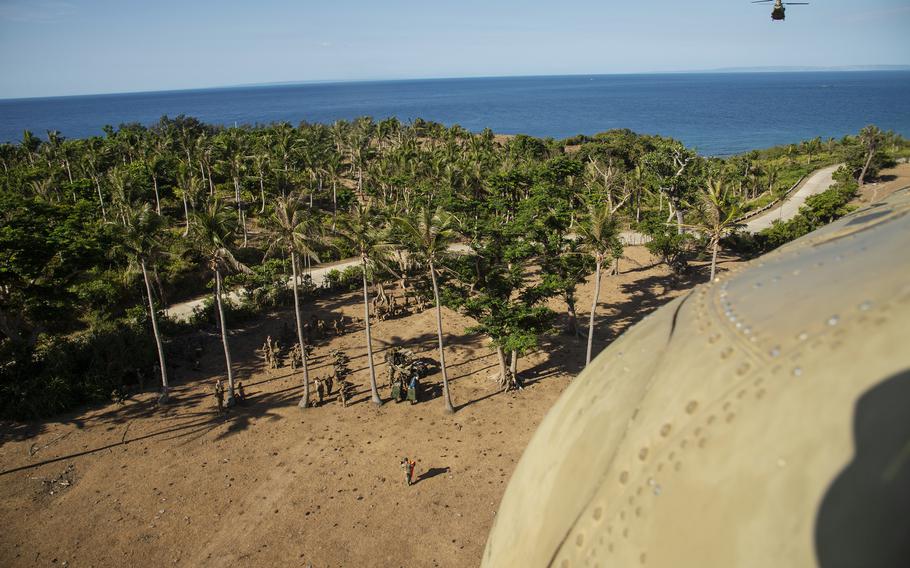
<box><xmin>742</xmin><ymin>164</ymin><xmax>840</xmax><ymax>233</ymax></box>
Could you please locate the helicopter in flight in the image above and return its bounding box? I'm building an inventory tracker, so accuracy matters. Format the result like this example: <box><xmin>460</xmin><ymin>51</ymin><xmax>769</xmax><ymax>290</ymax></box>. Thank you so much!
<box><xmin>752</xmin><ymin>0</ymin><xmax>809</xmax><ymax>21</ymax></box>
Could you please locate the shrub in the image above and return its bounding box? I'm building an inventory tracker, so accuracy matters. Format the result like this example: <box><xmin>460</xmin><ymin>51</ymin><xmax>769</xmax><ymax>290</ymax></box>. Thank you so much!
<box><xmin>640</xmin><ymin>213</ymin><xmax>694</xmax><ymax>274</ymax></box>
<box><xmin>0</xmin><ymin>321</ymin><xmax>157</xmax><ymax>420</ymax></box>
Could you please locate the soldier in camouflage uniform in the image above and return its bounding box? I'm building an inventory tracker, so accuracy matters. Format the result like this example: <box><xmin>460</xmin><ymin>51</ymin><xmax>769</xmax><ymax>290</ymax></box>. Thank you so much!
<box><xmin>214</xmin><ymin>379</ymin><xmax>225</xmax><ymax>415</ymax></box>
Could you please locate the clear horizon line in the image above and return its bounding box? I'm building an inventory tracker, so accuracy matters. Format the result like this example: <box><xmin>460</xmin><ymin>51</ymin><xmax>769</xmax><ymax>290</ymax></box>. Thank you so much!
<box><xmin>2</xmin><ymin>64</ymin><xmax>908</xmax><ymax>103</ymax></box>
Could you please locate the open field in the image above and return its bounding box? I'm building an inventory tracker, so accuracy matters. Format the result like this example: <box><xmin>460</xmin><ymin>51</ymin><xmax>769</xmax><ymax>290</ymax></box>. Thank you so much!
<box><xmin>0</xmin><ymin>247</ymin><xmax>741</xmax><ymax>567</ymax></box>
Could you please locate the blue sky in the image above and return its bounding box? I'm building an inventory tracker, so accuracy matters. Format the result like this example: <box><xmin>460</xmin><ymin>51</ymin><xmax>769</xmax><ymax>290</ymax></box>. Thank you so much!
<box><xmin>0</xmin><ymin>0</ymin><xmax>908</xmax><ymax>98</ymax></box>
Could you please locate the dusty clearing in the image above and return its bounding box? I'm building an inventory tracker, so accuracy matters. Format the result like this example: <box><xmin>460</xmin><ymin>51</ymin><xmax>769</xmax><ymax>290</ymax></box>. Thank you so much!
<box><xmin>1</xmin><ymin>247</ymin><xmax>741</xmax><ymax>567</ymax></box>
<box><xmin>854</xmin><ymin>162</ymin><xmax>910</xmax><ymax>205</ymax></box>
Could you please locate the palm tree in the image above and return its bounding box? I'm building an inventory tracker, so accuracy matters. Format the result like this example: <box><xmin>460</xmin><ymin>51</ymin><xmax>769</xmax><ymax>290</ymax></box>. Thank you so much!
<box><xmin>577</xmin><ymin>200</ymin><xmax>621</xmax><ymax>366</ymax></box>
<box><xmin>687</xmin><ymin>179</ymin><xmax>743</xmax><ymax>282</ymax></box>
<box><xmin>191</xmin><ymin>199</ymin><xmax>249</xmax><ymax>406</ymax></box>
<box><xmin>264</xmin><ymin>197</ymin><xmax>322</xmax><ymax>409</ymax></box>
<box><xmin>765</xmin><ymin>162</ymin><xmax>781</xmax><ymax>195</ymax></box>
<box><xmin>249</xmin><ymin>145</ymin><xmax>271</xmax><ymax>214</ymax></box>
<box><xmin>333</xmin><ymin>201</ymin><xmax>391</xmax><ymax>406</ymax></box>
<box><xmin>176</xmin><ymin>167</ymin><xmax>204</xmax><ymax>237</ymax></box>
<box><xmin>858</xmin><ymin>125</ymin><xmax>884</xmax><ymax>186</ymax></box>
<box><xmin>393</xmin><ymin>205</ymin><xmax>458</xmax><ymax>413</ymax></box>
<box><xmin>119</xmin><ymin>204</ymin><xmax>171</xmax><ymax>402</ymax></box>
<box><xmin>325</xmin><ymin>152</ymin><xmax>344</xmax><ymax>228</ymax></box>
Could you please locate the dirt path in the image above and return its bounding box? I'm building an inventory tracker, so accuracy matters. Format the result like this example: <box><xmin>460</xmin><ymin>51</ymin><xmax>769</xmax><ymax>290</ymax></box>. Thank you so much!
<box><xmin>855</xmin><ymin>162</ymin><xmax>910</xmax><ymax>204</ymax></box>
<box><xmin>165</xmin><ymin>245</ymin><xmax>475</xmax><ymax>323</ymax></box>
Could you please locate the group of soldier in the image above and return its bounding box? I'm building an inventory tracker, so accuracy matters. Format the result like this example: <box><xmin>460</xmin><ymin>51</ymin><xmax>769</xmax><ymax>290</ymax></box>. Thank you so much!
<box><xmin>384</xmin><ymin>346</ymin><xmax>429</xmax><ymax>404</ymax></box>
<box><xmin>303</xmin><ymin>314</ymin><xmax>347</xmax><ymax>343</ymax></box>
<box><xmin>371</xmin><ymin>287</ymin><xmax>430</xmax><ymax>322</ymax></box>
<box><xmin>212</xmin><ymin>378</ymin><xmax>247</xmax><ymax>415</ymax></box>
<box><xmin>260</xmin><ymin>316</ymin><xmax>349</xmax><ymax>372</ymax></box>
<box><xmin>327</xmin><ymin>349</ymin><xmax>353</xmax><ymax>407</ymax></box>
<box><xmin>209</xmin><ymin>308</ymin><xmax>438</xmax><ymax>413</ymax></box>
<box><xmin>300</xmin><ymin>348</ymin><xmax>354</xmax><ymax>408</ymax></box>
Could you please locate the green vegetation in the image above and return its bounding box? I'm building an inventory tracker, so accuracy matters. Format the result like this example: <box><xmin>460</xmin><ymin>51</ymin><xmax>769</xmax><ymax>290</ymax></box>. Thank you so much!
<box><xmin>1</xmin><ymin>117</ymin><xmax>907</xmax><ymax>419</ymax></box>
<box><xmin>725</xmin><ymin>166</ymin><xmax>862</xmax><ymax>255</ymax></box>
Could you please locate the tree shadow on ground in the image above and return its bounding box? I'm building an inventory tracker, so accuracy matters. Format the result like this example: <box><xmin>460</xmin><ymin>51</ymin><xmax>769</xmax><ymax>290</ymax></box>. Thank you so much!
<box><xmin>0</xmin><ymin>411</ymin><xmax>224</xmax><ymax>477</ymax></box>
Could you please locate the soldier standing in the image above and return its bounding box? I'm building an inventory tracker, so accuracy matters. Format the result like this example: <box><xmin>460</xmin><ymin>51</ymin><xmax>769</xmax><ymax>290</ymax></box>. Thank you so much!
<box><xmin>214</xmin><ymin>379</ymin><xmax>225</xmax><ymax>415</ymax></box>
<box><xmin>316</xmin><ymin>378</ymin><xmax>325</xmax><ymax>405</ymax></box>
<box><xmin>290</xmin><ymin>343</ymin><xmax>301</xmax><ymax>370</ymax></box>
<box><xmin>324</xmin><ymin>374</ymin><xmax>333</xmax><ymax>396</ymax></box>
<box><xmin>262</xmin><ymin>336</ymin><xmax>273</xmax><ymax>369</ymax></box>
<box><xmin>338</xmin><ymin>383</ymin><xmax>348</xmax><ymax>407</ymax></box>
<box><xmin>400</xmin><ymin>457</ymin><xmax>416</xmax><ymax>486</ymax></box>
<box><xmin>271</xmin><ymin>340</ymin><xmax>281</xmax><ymax>369</ymax></box>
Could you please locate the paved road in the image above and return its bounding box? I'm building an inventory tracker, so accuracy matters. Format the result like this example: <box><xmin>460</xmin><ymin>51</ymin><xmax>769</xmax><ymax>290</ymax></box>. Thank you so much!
<box><xmin>742</xmin><ymin>164</ymin><xmax>840</xmax><ymax>233</ymax></box>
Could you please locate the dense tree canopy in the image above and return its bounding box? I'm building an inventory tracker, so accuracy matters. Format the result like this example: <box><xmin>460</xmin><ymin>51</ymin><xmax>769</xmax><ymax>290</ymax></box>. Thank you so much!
<box><xmin>1</xmin><ymin>115</ymin><xmax>906</xmax><ymax>418</ymax></box>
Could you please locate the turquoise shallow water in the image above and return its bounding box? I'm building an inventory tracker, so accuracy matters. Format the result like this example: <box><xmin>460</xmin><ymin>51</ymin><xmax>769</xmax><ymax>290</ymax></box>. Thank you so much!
<box><xmin>1</xmin><ymin>71</ymin><xmax>908</xmax><ymax>155</ymax></box>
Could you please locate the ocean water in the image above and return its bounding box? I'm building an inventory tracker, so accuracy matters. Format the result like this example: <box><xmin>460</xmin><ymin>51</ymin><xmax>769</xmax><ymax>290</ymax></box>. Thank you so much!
<box><xmin>1</xmin><ymin>72</ymin><xmax>908</xmax><ymax>156</ymax></box>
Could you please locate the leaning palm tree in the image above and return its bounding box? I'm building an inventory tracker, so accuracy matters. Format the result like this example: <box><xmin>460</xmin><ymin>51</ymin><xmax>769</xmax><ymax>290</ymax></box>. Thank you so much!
<box><xmin>119</xmin><ymin>203</ymin><xmax>171</xmax><ymax>403</ymax></box>
<box><xmin>393</xmin><ymin>205</ymin><xmax>458</xmax><ymax>413</ymax></box>
<box><xmin>333</xmin><ymin>201</ymin><xmax>392</xmax><ymax>406</ymax></box>
<box><xmin>686</xmin><ymin>179</ymin><xmax>743</xmax><ymax>282</ymax></box>
<box><xmin>577</xmin><ymin>199</ymin><xmax>621</xmax><ymax>367</ymax></box>
<box><xmin>191</xmin><ymin>199</ymin><xmax>249</xmax><ymax>406</ymax></box>
<box><xmin>857</xmin><ymin>125</ymin><xmax>884</xmax><ymax>187</ymax></box>
<box><xmin>264</xmin><ymin>196</ymin><xmax>322</xmax><ymax>409</ymax></box>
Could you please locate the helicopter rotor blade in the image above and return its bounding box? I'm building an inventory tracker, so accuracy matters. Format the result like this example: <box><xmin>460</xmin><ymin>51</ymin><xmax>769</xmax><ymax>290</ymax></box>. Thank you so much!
<box><xmin>783</xmin><ymin>2</ymin><xmax>810</xmax><ymax>4</ymax></box>
<box><xmin>751</xmin><ymin>1</ymin><xmax>774</xmax><ymax>3</ymax></box>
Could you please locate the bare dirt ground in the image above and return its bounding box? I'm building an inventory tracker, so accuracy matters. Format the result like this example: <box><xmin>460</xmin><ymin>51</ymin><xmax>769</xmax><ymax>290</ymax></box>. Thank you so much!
<box><xmin>0</xmin><ymin>247</ymin><xmax>743</xmax><ymax>568</ymax></box>
<box><xmin>854</xmin><ymin>162</ymin><xmax>910</xmax><ymax>205</ymax></box>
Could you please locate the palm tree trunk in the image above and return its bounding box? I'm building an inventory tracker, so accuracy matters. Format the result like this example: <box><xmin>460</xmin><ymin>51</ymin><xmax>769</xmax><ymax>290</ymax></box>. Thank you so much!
<box><xmin>182</xmin><ymin>193</ymin><xmax>190</xmax><ymax>237</ymax></box>
<box><xmin>234</xmin><ymin>178</ymin><xmax>242</xmax><ymax>222</ymax></box>
<box><xmin>241</xmin><ymin>210</ymin><xmax>248</xmax><ymax>248</ymax></box>
<box><xmin>586</xmin><ymin>260</ymin><xmax>602</xmax><ymax>366</ymax></box>
<box><xmin>95</xmin><ymin>178</ymin><xmax>106</xmax><ymax>219</ymax></box>
<box><xmin>291</xmin><ymin>252</ymin><xmax>311</xmax><ymax>408</ymax></box>
<box><xmin>152</xmin><ymin>173</ymin><xmax>161</xmax><ymax>214</ymax></box>
<box><xmin>362</xmin><ymin>257</ymin><xmax>382</xmax><ymax>406</ymax></box>
<box><xmin>710</xmin><ymin>239</ymin><xmax>719</xmax><ymax>282</ymax></box>
<box><xmin>259</xmin><ymin>172</ymin><xmax>266</xmax><ymax>213</ymax></box>
<box><xmin>510</xmin><ymin>350</ymin><xmax>518</xmax><ymax>381</ymax></box>
<box><xmin>859</xmin><ymin>151</ymin><xmax>875</xmax><ymax>187</ymax></box>
<box><xmin>636</xmin><ymin>189</ymin><xmax>641</xmax><ymax>222</ymax></box>
<box><xmin>206</xmin><ymin>163</ymin><xmax>215</xmax><ymax>195</ymax></box>
<box><xmin>332</xmin><ymin>179</ymin><xmax>338</xmax><ymax>229</ymax></box>
<box><xmin>430</xmin><ymin>262</ymin><xmax>454</xmax><ymax>413</ymax></box>
<box><xmin>141</xmin><ymin>259</ymin><xmax>169</xmax><ymax>402</ymax></box>
<box><xmin>215</xmin><ymin>269</ymin><xmax>236</xmax><ymax>405</ymax></box>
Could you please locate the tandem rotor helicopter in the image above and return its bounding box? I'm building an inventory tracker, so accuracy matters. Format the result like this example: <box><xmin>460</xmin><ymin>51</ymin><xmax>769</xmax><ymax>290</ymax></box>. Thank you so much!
<box><xmin>752</xmin><ymin>0</ymin><xmax>809</xmax><ymax>21</ymax></box>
